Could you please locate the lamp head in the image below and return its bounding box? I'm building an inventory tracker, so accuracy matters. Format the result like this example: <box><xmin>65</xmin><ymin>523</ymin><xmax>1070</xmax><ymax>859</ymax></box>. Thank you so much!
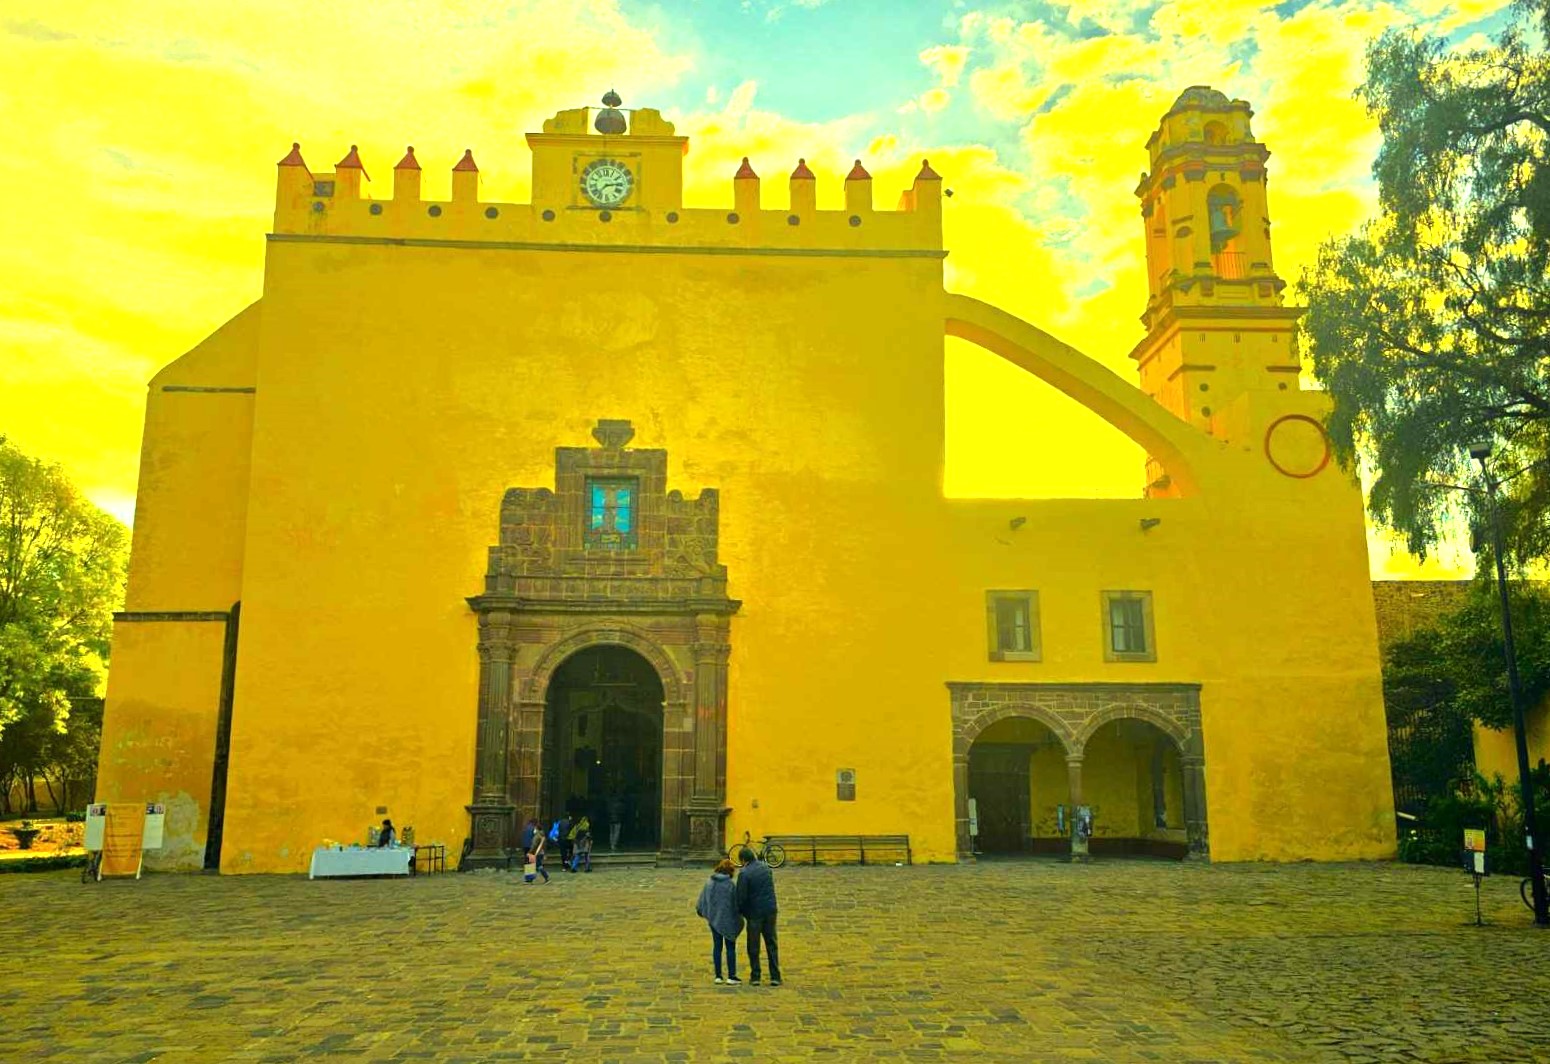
<box><xmin>1469</xmin><ymin>441</ymin><xmax>1494</xmax><ymax>461</ymax></box>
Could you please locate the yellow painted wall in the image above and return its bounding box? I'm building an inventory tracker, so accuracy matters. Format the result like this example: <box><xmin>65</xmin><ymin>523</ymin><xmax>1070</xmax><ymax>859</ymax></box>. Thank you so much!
<box><xmin>1030</xmin><ymin>743</ymin><xmax>1070</xmax><ymax>838</ymax></box>
<box><xmin>96</xmin><ymin>300</ymin><xmax>258</xmax><ymax>867</ymax></box>
<box><xmin>96</xmin><ymin>621</ymin><xmax>226</xmax><ymax>869</ymax></box>
<box><xmin>104</xmin><ymin>97</ymin><xmax>1396</xmax><ymax>873</ymax></box>
<box><xmin>1474</xmin><ymin>700</ymin><xmax>1550</xmax><ymax>785</ymax></box>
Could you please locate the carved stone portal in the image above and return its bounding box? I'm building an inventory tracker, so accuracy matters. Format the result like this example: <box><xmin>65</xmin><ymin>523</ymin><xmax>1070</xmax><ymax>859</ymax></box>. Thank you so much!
<box><xmin>466</xmin><ymin>421</ymin><xmax>739</xmax><ymax>867</ymax></box>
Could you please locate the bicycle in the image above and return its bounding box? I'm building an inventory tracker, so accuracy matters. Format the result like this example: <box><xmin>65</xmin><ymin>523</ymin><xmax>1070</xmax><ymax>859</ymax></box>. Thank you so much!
<box><xmin>80</xmin><ymin>850</ymin><xmax>101</xmax><ymax>884</ymax></box>
<box><xmin>727</xmin><ymin>831</ymin><xmax>786</xmax><ymax>869</ymax></box>
<box><xmin>1521</xmin><ymin>871</ymin><xmax>1548</xmax><ymax>912</ymax></box>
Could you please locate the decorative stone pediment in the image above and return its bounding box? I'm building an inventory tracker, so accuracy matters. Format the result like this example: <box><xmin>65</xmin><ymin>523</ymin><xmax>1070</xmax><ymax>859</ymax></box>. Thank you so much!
<box><xmin>477</xmin><ymin>419</ymin><xmax>734</xmax><ymax>611</ymax></box>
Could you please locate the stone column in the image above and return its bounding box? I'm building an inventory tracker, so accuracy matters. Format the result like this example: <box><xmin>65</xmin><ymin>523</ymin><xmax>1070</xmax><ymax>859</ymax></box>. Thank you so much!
<box><xmin>511</xmin><ymin>698</ymin><xmax>547</xmax><ymax>824</ymax></box>
<box><xmin>466</xmin><ymin>625</ymin><xmax>516</xmax><ymax>867</ymax></box>
<box><xmin>1182</xmin><ymin>754</ymin><xmax>1210</xmax><ymax>860</ymax></box>
<box><xmin>1067</xmin><ymin>754</ymin><xmax>1090</xmax><ymax>862</ymax></box>
<box><xmin>954</xmin><ymin>753</ymin><xmax>973</xmax><ymax>861</ymax></box>
<box><xmin>684</xmin><ymin>622</ymin><xmax>730</xmax><ymax>856</ymax></box>
<box><xmin>1182</xmin><ymin>164</ymin><xmax>1214</xmax><ymax>272</ymax></box>
<box><xmin>1237</xmin><ymin>169</ymin><xmax>1272</xmax><ymax>272</ymax></box>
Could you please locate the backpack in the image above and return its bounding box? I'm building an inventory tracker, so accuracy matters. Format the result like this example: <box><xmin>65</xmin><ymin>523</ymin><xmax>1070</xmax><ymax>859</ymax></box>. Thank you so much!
<box><xmin>548</xmin><ymin>821</ymin><xmax>561</xmax><ymax>843</ymax></box>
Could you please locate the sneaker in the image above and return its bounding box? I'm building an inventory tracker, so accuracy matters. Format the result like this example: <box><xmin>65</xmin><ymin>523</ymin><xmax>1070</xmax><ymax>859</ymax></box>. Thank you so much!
<box><xmin>749</xmin><ymin>977</ymin><xmax>760</xmax><ymax>986</ymax></box>
<box><xmin>714</xmin><ymin>977</ymin><xmax>724</xmax><ymax>985</ymax></box>
<box><xmin>725</xmin><ymin>977</ymin><xmax>742</xmax><ymax>985</ymax></box>
<box><xmin>770</xmin><ymin>978</ymin><xmax>782</xmax><ymax>987</ymax></box>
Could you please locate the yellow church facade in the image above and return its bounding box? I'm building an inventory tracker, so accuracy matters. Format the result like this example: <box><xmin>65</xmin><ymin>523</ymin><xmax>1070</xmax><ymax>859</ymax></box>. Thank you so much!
<box><xmin>97</xmin><ymin>88</ymin><xmax>1397</xmax><ymax>873</ymax></box>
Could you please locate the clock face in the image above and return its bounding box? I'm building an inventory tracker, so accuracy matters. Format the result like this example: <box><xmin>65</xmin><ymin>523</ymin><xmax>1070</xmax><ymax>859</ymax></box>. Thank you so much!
<box><xmin>581</xmin><ymin>159</ymin><xmax>633</xmax><ymax>207</ymax></box>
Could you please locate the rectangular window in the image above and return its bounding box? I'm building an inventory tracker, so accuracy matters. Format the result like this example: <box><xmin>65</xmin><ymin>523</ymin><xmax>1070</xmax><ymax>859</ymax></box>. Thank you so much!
<box><xmin>1101</xmin><ymin>591</ymin><xmax>1157</xmax><ymax>662</ymax></box>
<box><xmin>986</xmin><ymin>591</ymin><xmax>1041</xmax><ymax>662</ymax></box>
<box><xmin>584</xmin><ymin>477</ymin><xmax>638</xmax><ymax>550</ymax></box>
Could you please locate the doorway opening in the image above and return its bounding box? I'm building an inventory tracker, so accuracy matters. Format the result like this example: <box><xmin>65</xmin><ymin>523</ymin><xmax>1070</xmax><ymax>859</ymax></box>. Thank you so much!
<box><xmin>1081</xmin><ymin>717</ymin><xmax>1187</xmax><ymax>858</ymax></box>
<box><xmin>542</xmin><ymin>645</ymin><xmax>664</xmax><ymax>851</ymax></box>
<box><xmin>967</xmin><ymin>716</ymin><xmax>1071</xmax><ymax>856</ymax></box>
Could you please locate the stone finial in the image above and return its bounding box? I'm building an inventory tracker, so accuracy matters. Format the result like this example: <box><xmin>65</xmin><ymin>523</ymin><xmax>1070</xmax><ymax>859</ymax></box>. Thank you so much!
<box><xmin>846</xmin><ymin>159</ymin><xmax>871</xmax><ymax>181</ymax></box>
<box><xmin>791</xmin><ymin>158</ymin><xmax>815</xmax><ymax>180</ymax></box>
<box><xmin>395</xmin><ymin>146</ymin><xmax>420</xmax><ymax>170</ymax></box>
<box><xmin>916</xmin><ymin>158</ymin><xmax>941</xmax><ymax>181</ymax></box>
<box><xmin>592</xmin><ymin>419</ymin><xmax>636</xmax><ymax>450</ymax></box>
<box><xmin>734</xmin><ymin>156</ymin><xmax>758</xmax><ymax>180</ymax></box>
<box><xmin>278</xmin><ymin>142</ymin><xmax>307</xmax><ymax>167</ymax></box>
<box><xmin>453</xmin><ymin>149</ymin><xmax>479</xmax><ymax>172</ymax></box>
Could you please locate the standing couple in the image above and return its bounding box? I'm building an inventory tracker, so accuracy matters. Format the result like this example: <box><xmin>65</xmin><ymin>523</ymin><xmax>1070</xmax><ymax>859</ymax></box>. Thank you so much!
<box><xmin>694</xmin><ymin>846</ymin><xmax>782</xmax><ymax>986</ymax></box>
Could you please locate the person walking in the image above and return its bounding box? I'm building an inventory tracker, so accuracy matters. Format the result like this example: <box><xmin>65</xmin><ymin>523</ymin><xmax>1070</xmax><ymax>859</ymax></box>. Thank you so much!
<box><xmin>521</xmin><ymin>818</ymin><xmax>550</xmax><ymax>884</ymax></box>
<box><xmin>607</xmin><ymin>796</ymin><xmax>624</xmax><ymax>851</ymax></box>
<box><xmin>696</xmin><ymin>858</ymin><xmax>743</xmax><ymax>985</ymax></box>
<box><xmin>569</xmin><ymin>815</ymin><xmax>593</xmax><ymax>873</ymax></box>
<box><xmin>735</xmin><ymin>846</ymin><xmax>782</xmax><ymax>986</ymax></box>
<box><xmin>557</xmin><ymin>813</ymin><xmax>574</xmax><ymax>871</ymax></box>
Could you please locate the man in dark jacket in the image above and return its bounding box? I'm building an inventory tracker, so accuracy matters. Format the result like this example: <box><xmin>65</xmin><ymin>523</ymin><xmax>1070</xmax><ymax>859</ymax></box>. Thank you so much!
<box><xmin>735</xmin><ymin>847</ymin><xmax>783</xmax><ymax>986</ymax></box>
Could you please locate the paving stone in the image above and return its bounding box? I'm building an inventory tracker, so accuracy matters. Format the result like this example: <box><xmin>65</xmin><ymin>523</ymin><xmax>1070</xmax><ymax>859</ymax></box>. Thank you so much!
<box><xmin>2</xmin><ymin>861</ymin><xmax>1548</xmax><ymax>1061</ymax></box>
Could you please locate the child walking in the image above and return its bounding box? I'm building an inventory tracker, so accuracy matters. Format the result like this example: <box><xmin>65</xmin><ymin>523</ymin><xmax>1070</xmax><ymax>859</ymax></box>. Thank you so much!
<box><xmin>521</xmin><ymin>818</ymin><xmax>550</xmax><ymax>884</ymax></box>
<box><xmin>695</xmin><ymin>858</ymin><xmax>743</xmax><ymax>985</ymax></box>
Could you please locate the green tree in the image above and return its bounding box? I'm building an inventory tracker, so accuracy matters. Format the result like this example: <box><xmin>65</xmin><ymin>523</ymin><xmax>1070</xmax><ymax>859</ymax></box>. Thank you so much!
<box><xmin>1385</xmin><ymin>582</ymin><xmax>1550</xmax><ymax>735</ymax></box>
<box><xmin>0</xmin><ymin>435</ymin><xmax>127</xmax><ymax>812</ymax></box>
<box><xmin>1298</xmin><ymin>0</ymin><xmax>1550</xmax><ymax>560</ymax></box>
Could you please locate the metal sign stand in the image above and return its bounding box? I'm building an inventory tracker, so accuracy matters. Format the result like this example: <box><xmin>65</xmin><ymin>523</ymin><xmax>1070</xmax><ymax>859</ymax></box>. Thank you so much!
<box><xmin>1465</xmin><ymin>828</ymin><xmax>1487</xmax><ymax>927</ymax></box>
<box><xmin>83</xmin><ymin>802</ymin><xmax>165</xmax><ymax>882</ymax></box>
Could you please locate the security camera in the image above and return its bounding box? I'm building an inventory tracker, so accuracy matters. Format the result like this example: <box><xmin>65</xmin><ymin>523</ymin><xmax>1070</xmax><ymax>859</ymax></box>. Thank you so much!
<box><xmin>1468</xmin><ymin>441</ymin><xmax>1494</xmax><ymax>460</ymax></box>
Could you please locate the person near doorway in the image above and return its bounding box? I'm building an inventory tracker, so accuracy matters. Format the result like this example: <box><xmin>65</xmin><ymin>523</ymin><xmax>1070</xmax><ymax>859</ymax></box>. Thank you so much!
<box><xmin>607</xmin><ymin>796</ymin><xmax>624</xmax><ymax>850</ymax></box>
<box><xmin>696</xmin><ymin>858</ymin><xmax>743</xmax><ymax>985</ymax></box>
<box><xmin>735</xmin><ymin>846</ymin><xmax>782</xmax><ymax>986</ymax></box>
<box><xmin>556</xmin><ymin>813</ymin><xmax>574</xmax><ymax>870</ymax></box>
<box><xmin>522</xmin><ymin>818</ymin><xmax>550</xmax><ymax>884</ymax></box>
<box><xmin>568</xmin><ymin>816</ymin><xmax>592</xmax><ymax>872</ymax></box>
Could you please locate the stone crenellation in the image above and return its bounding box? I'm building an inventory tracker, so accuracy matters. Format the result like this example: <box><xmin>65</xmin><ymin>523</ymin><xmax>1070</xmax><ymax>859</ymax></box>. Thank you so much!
<box><xmin>272</xmin><ymin>98</ymin><xmax>944</xmax><ymax>252</ymax></box>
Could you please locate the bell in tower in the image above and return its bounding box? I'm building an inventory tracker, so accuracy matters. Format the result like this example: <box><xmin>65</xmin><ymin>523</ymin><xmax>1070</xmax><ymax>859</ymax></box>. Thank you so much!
<box><xmin>594</xmin><ymin>90</ymin><xmax>626</xmax><ymax>135</ymax></box>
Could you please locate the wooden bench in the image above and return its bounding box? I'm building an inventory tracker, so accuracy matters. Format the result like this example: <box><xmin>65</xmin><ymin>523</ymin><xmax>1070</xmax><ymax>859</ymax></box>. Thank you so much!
<box><xmin>763</xmin><ymin>834</ymin><xmax>912</xmax><ymax>866</ymax></box>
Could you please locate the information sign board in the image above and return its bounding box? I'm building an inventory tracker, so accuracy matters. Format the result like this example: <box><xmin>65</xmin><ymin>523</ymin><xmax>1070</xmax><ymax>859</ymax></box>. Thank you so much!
<box><xmin>84</xmin><ymin>804</ymin><xmax>107</xmax><ymax>851</ymax></box>
<box><xmin>142</xmin><ymin>803</ymin><xmax>166</xmax><ymax>850</ymax></box>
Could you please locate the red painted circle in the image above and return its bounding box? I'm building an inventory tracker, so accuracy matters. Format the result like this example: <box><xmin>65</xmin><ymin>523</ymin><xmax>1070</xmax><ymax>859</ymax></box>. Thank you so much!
<box><xmin>1263</xmin><ymin>414</ymin><xmax>1332</xmax><ymax>479</ymax></box>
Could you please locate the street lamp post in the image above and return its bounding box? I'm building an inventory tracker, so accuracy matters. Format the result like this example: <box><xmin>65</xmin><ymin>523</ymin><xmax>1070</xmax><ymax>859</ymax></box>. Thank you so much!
<box><xmin>1469</xmin><ymin>441</ymin><xmax>1549</xmax><ymax>927</ymax></box>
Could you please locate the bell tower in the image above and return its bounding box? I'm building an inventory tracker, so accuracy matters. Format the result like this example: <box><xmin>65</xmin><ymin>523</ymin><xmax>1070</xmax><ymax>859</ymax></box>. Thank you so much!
<box><xmin>1131</xmin><ymin>86</ymin><xmax>1304</xmax><ymax>495</ymax></box>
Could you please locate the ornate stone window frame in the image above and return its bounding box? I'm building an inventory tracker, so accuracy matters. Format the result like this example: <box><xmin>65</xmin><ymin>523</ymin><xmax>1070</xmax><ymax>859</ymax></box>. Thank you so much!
<box><xmin>1100</xmin><ymin>589</ymin><xmax>1157</xmax><ymax>663</ymax></box>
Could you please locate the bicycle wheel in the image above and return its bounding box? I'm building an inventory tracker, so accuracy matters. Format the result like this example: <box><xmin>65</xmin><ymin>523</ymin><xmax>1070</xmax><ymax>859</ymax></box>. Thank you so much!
<box><xmin>727</xmin><ymin>843</ymin><xmax>746</xmax><ymax>867</ymax></box>
<box><xmin>1524</xmin><ymin>877</ymin><xmax>1537</xmax><ymax>911</ymax></box>
<box><xmin>763</xmin><ymin>843</ymin><xmax>786</xmax><ymax>869</ymax></box>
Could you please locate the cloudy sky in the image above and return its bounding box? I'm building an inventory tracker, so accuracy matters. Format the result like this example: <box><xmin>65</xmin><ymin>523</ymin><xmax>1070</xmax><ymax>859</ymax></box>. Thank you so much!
<box><xmin>1</xmin><ymin>0</ymin><xmax>1506</xmax><ymax>575</ymax></box>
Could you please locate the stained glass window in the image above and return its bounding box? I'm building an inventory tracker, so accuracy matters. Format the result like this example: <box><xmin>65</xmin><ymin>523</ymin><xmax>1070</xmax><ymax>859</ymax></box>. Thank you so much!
<box><xmin>585</xmin><ymin>478</ymin><xmax>637</xmax><ymax>549</ymax></box>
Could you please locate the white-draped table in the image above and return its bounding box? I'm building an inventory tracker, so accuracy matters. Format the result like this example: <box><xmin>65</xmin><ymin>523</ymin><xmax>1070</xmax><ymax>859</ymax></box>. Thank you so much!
<box><xmin>308</xmin><ymin>846</ymin><xmax>412</xmax><ymax>879</ymax></box>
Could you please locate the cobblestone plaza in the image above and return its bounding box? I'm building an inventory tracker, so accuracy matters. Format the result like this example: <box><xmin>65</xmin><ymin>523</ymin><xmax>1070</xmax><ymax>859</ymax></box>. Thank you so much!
<box><xmin>4</xmin><ymin>860</ymin><xmax>1547</xmax><ymax>1062</ymax></box>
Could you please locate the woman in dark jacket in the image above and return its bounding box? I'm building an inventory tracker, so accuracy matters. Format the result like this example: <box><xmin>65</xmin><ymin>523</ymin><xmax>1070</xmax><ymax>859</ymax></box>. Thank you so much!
<box><xmin>695</xmin><ymin>858</ymin><xmax>743</xmax><ymax>984</ymax></box>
